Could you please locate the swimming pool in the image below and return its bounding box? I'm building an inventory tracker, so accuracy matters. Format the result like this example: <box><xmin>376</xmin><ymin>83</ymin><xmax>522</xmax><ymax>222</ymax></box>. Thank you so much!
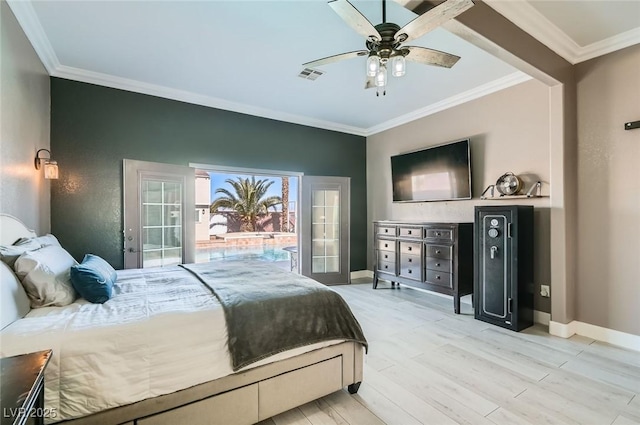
<box><xmin>196</xmin><ymin>244</ymin><xmax>292</xmax><ymax>263</ymax></box>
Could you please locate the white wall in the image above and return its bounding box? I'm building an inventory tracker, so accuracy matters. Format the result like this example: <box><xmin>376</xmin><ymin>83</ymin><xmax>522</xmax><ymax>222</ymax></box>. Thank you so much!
<box><xmin>367</xmin><ymin>79</ymin><xmax>552</xmax><ymax>312</ymax></box>
<box><xmin>0</xmin><ymin>1</ymin><xmax>50</xmax><ymax>234</ymax></box>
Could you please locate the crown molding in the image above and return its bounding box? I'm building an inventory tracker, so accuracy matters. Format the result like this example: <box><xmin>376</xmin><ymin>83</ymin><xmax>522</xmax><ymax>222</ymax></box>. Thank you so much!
<box><xmin>365</xmin><ymin>71</ymin><xmax>532</xmax><ymax>136</ymax></box>
<box><xmin>484</xmin><ymin>0</ymin><xmax>640</xmax><ymax>65</ymax></box>
<box><xmin>576</xmin><ymin>27</ymin><xmax>640</xmax><ymax>63</ymax></box>
<box><xmin>6</xmin><ymin>0</ymin><xmax>59</xmax><ymax>74</ymax></box>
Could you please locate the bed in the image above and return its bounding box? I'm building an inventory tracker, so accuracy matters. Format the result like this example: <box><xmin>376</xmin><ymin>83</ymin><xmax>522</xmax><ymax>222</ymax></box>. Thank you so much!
<box><xmin>0</xmin><ymin>214</ymin><xmax>366</xmax><ymax>425</ymax></box>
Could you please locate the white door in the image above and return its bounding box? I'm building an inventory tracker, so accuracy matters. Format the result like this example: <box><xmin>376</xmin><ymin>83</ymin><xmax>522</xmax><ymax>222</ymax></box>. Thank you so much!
<box><xmin>300</xmin><ymin>176</ymin><xmax>350</xmax><ymax>284</ymax></box>
<box><xmin>123</xmin><ymin>159</ymin><xmax>195</xmax><ymax>269</ymax></box>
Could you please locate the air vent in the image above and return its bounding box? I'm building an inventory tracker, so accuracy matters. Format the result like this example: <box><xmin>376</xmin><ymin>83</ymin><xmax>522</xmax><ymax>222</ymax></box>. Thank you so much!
<box><xmin>298</xmin><ymin>68</ymin><xmax>324</xmax><ymax>81</ymax></box>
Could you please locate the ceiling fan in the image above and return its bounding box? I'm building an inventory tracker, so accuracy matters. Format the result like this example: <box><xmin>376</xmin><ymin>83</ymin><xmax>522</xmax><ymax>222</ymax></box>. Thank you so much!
<box><xmin>303</xmin><ymin>0</ymin><xmax>474</xmax><ymax>96</ymax></box>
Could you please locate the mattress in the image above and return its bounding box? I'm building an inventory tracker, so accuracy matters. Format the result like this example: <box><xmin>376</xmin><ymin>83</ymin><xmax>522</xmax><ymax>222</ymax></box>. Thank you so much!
<box><xmin>0</xmin><ymin>264</ymin><xmax>341</xmax><ymax>423</ymax></box>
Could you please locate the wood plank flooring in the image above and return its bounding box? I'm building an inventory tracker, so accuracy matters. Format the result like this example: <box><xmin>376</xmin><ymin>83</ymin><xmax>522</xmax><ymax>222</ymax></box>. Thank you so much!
<box><xmin>258</xmin><ymin>281</ymin><xmax>640</xmax><ymax>425</ymax></box>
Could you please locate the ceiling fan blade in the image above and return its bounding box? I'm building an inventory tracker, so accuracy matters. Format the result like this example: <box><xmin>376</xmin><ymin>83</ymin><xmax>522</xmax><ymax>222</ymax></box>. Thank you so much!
<box><xmin>396</xmin><ymin>0</ymin><xmax>474</xmax><ymax>43</ymax></box>
<box><xmin>404</xmin><ymin>46</ymin><xmax>461</xmax><ymax>68</ymax></box>
<box><xmin>329</xmin><ymin>0</ymin><xmax>382</xmax><ymax>41</ymax></box>
<box><xmin>303</xmin><ymin>50</ymin><xmax>369</xmax><ymax>68</ymax></box>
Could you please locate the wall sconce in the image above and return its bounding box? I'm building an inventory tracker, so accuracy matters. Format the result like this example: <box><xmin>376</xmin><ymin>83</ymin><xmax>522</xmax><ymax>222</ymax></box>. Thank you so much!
<box><xmin>34</xmin><ymin>149</ymin><xmax>59</xmax><ymax>179</ymax></box>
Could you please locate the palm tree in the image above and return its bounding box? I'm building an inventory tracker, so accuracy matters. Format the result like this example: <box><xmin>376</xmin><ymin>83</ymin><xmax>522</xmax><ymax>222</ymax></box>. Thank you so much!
<box><xmin>281</xmin><ymin>177</ymin><xmax>289</xmax><ymax>232</ymax></box>
<box><xmin>210</xmin><ymin>176</ymin><xmax>282</xmax><ymax>232</ymax></box>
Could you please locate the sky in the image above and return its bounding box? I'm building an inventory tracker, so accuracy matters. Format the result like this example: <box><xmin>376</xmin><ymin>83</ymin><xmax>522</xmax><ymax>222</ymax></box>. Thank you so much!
<box><xmin>208</xmin><ymin>172</ymin><xmax>298</xmax><ymax>212</ymax></box>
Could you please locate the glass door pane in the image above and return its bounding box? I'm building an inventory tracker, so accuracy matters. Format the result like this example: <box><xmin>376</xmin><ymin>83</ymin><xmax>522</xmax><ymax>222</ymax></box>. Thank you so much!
<box><xmin>311</xmin><ymin>189</ymin><xmax>340</xmax><ymax>273</ymax></box>
<box><xmin>141</xmin><ymin>179</ymin><xmax>183</xmax><ymax>267</ymax></box>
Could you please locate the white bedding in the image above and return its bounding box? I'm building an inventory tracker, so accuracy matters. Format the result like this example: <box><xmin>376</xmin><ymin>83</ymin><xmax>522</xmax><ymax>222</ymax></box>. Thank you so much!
<box><xmin>0</xmin><ymin>265</ymin><xmax>340</xmax><ymax>423</ymax></box>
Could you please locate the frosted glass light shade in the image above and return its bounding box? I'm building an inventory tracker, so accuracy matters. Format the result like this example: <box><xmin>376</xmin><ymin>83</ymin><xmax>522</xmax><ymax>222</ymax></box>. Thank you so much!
<box><xmin>44</xmin><ymin>161</ymin><xmax>59</xmax><ymax>179</ymax></box>
<box><xmin>366</xmin><ymin>55</ymin><xmax>380</xmax><ymax>77</ymax></box>
<box><xmin>392</xmin><ymin>55</ymin><xmax>406</xmax><ymax>77</ymax></box>
<box><xmin>375</xmin><ymin>66</ymin><xmax>387</xmax><ymax>87</ymax></box>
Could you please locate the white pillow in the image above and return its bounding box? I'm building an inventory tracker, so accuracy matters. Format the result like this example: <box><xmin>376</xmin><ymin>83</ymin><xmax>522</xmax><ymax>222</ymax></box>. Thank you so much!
<box><xmin>0</xmin><ymin>234</ymin><xmax>61</xmax><ymax>268</ymax></box>
<box><xmin>0</xmin><ymin>262</ymin><xmax>31</xmax><ymax>329</ymax></box>
<box><xmin>14</xmin><ymin>245</ymin><xmax>78</xmax><ymax>308</ymax></box>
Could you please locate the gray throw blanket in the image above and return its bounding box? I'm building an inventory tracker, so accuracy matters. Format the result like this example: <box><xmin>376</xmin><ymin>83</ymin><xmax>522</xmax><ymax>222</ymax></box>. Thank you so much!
<box><xmin>180</xmin><ymin>261</ymin><xmax>368</xmax><ymax>371</ymax></box>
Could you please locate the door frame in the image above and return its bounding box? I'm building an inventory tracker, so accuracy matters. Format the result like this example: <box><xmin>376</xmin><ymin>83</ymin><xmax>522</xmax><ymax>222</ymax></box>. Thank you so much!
<box><xmin>299</xmin><ymin>176</ymin><xmax>351</xmax><ymax>284</ymax></box>
<box><xmin>123</xmin><ymin>159</ymin><xmax>195</xmax><ymax>269</ymax></box>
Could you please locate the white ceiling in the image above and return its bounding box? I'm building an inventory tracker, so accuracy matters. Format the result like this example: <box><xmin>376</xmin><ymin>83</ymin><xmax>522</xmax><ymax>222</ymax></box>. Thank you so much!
<box><xmin>8</xmin><ymin>1</ymin><xmax>640</xmax><ymax>136</ymax></box>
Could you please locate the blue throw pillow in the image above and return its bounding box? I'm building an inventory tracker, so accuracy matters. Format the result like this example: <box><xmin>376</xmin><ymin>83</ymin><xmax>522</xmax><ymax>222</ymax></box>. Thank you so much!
<box><xmin>70</xmin><ymin>254</ymin><xmax>116</xmax><ymax>304</ymax></box>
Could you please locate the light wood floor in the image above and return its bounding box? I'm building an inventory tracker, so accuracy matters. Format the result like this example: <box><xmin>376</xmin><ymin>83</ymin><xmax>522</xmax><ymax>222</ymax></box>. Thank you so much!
<box><xmin>258</xmin><ymin>281</ymin><xmax>640</xmax><ymax>425</ymax></box>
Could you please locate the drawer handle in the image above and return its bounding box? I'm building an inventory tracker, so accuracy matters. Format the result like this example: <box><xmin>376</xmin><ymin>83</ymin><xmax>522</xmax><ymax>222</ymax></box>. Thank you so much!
<box><xmin>436</xmin><ymin>232</ymin><xmax>441</xmax><ymax>236</ymax></box>
<box><xmin>384</xmin><ymin>244</ymin><xmax>388</xmax><ymax>248</ymax></box>
<box><xmin>436</xmin><ymin>275</ymin><xmax>441</xmax><ymax>280</ymax></box>
<box><xmin>384</xmin><ymin>229</ymin><xmax>388</xmax><ymax>233</ymax></box>
<box><xmin>408</xmin><ymin>258</ymin><xmax>412</xmax><ymax>263</ymax></box>
<box><xmin>408</xmin><ymin>269</ymin><xmax>412</xmax><ymax>274</ymax></box>
<box><xmin>436</xmin><ymin>263</ymin><xmax>441</xmax><ymax>267</ymax></box>
<box><xmin>384</xmin><ymin>265</ymin><xmax>388</xmax><ymax>269</ymax></box>
<box><xmin>435</xmin><ymin>249</ymin><xmax>441</xmax><ymax>254</ymax></box>
<box><xmin>408</xmin><ymin>247</ymin><xmax>412</xmax><ymax>251</ymax></box>
<box><xmin>384</xmin><ymin>254</ymin><xmax>388</xmax><ymax>259</ymax></box>
<box><xmin>408</xmin><ymin>230</ymin><xmax>412</xmax><ymax>235</ymax></box>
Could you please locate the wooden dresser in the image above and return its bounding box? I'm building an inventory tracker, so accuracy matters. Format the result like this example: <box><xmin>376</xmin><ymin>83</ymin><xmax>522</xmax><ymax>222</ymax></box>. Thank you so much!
<box><xmin>373</xmin><ymin>221</ymin><xmax>474</xmax><ymax>314</ymax></box>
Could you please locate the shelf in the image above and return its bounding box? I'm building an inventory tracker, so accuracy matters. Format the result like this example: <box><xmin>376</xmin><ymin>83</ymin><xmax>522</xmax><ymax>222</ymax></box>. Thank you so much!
<box><xmin>480</xmin><ymin>181</ymin><xmax>545</xmax><ymax>200</ymax></box>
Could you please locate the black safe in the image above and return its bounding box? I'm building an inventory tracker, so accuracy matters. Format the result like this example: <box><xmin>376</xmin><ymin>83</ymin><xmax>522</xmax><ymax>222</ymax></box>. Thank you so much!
<box><xmin>474</xmin><ymin>205</ymin><xmax>534</xmax><ymax>331</ymax></box>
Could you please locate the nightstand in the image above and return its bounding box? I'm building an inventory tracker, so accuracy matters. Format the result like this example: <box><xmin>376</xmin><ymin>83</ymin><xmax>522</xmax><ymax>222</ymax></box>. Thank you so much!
<box><xmin>1</xmin><ymin>350</ymin><xmax>53</xmax><ymax>425</ymax></box>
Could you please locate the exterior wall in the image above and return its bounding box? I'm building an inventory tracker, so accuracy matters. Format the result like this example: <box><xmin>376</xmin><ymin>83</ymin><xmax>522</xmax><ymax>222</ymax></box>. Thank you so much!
<box><xmin>367</xmin><ymin>79</ymin><xmax>552</xmax><ymax>313</ymax></box>
<box><xmin>195</xmin><ymin>174</ymin><xmax>211</xmax><ymax>241</ymax></box>
<box><xmin>50</xmin><ymin>79</ymin><xmax>366</xmax><ymax>270</ymax></box>
<box><xmin>575</xmin><ymin>45</ymin><xmax>640</xmax><ymax>336</ymax></box>
<box><xmin>0</xmin><ymin>1</ymin><xmax>50</xmax><ymax>233</ymax></box>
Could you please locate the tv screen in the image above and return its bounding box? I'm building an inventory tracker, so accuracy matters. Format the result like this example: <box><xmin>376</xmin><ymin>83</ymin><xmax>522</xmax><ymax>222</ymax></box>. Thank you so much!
<box><xmin>391</xmin><ymin>139</ymin><xmax>472</xmax><ymax>202</ymax></box>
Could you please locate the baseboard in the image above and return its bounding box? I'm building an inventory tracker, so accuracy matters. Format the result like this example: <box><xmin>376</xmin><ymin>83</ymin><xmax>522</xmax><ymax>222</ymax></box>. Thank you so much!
<box><xmin>534</xmin><ymin>310</ymin><xmax>550</xmax><ymax>326</ymax></box>
<box><xmin>350</xmin><ymin>270</ymin><xmax>374</xmax><ymax>280</ymax></box>
<box><xmin>549</xmin><ymin>320</ymin><xmax>640</xmax><ymax>352</ymax></box>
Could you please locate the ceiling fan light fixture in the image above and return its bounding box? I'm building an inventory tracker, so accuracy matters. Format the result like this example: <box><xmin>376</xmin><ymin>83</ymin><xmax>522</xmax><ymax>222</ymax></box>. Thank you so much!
<box><xmin>391</xmin><ymin>55</ymin><xmax>406</xmax><ymax>77</ymax></box>
<box><xmin>375</xmin><ymin>65</ymin><xmax>387</xmax><ymax>88</ymax></box>
<box><xmin>366</xmin><ymin>54</ymin><xmax>380</xmax><ymax>77</ymax></box>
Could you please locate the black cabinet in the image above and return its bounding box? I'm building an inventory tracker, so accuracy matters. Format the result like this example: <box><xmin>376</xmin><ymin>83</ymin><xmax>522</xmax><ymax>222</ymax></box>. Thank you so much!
<box><xmin>474</xmin><ymin>206</ymin><xmax>534</xmax><ymax>331</ymax></box>
<box><xmin>373</xmin><ymin>221</ymin><xmax>474</xmax><ymax>314</ymax></box>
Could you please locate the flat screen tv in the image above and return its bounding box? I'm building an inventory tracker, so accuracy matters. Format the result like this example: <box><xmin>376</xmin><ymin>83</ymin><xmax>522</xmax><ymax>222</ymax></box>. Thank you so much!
<box><xmin>391</xmin><ymin>139</ymin><xmax>472</xmax><ymax>202</ymax></box>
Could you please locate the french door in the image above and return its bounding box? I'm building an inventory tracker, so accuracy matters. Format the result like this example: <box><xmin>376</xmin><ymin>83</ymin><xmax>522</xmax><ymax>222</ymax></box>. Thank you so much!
<box><xmin>300</xmin><ymin>176</ymin><xmax>350</xmax><ymax>284</ymax></box>
<box><xmin>123</xmin><ymin>159</ymin><xmax>195</xmax><ymax>269</ymax></box>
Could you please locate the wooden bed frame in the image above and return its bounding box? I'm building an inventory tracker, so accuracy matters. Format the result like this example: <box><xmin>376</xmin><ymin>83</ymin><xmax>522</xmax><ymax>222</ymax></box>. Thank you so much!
<box><xmin>0</xmin><ymin>214</ymin><xmax>364</xmax><ymax>425</ymax></box>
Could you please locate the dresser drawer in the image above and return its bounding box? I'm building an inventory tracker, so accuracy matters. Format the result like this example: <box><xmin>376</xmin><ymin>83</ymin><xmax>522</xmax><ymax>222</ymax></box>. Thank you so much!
<box><xmin>377</xmin><ymin>250</ymin><xmax>395</xmax><ymax>263</ymax></box>
<box><xmin>377</xmin><ymin>260</ymin><xmax>396</xmax><ymax>274</ymax></box>
<box><xmin>399</xmin><ymin>241</ymin><xmax>422</xmax><ymax>255</ymax></box>
<box><xmin>426</xmin><ymin>228</ymin><xmax>453</xmax><ymax>241</ymax></box>
<box><xmin>426</xmin><ymin>257</ymin><xmax>451</xmax><ymax>273</ymax></box>
<box><xmin>377</xmin><ymin>226</ymin><xmax>397</xmax><ymax>236</ymax></box>
<box><xmin>399</xmin><ymin>253</ymin><xmax>420</xmax><ymax>269</ymax></box>
<box><xmin>426</xmin><ymin>270</ymin><xmax>452</xmax><ymax>288</ymax></box>
<box><xmin>399</xmin><ymin>263</ymin><xmax>422</xmax><ymax>281</ymax></box>
<box><xmin>377</xmin><ymin>239</ymin><xmax>396</xmax><ymax>252</ymax></box>
<box><xmin>398</xmin><ymin>226</ymin><xmax>422</xmax><ymax>238</ymax></box>
<box><xmin>425</xmin><ymin>244</ymin><xmax>451</xmax><ymax>260</ymax></box>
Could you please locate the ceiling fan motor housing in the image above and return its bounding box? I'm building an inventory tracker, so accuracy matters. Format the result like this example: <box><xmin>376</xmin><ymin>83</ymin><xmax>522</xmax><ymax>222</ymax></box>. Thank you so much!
<box><xmin>366</xmin><ymin>23</ymin><xmax>407</xmax><ymax>60</ymax></box>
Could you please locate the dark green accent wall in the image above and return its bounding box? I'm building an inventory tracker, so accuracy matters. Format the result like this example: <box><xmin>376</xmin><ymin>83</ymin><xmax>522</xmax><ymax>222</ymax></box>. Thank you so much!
<box><xmin>51</xmin><ymin>78</ymin><xmax>367</xmax><ymax>271</ymax></box>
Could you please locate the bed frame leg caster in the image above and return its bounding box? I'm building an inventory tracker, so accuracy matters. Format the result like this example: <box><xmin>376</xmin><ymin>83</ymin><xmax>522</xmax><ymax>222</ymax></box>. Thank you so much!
<box><xmin>347</xmin><ymin>382</ymin><xmax>361</xmax><ymax>394</ymax></box>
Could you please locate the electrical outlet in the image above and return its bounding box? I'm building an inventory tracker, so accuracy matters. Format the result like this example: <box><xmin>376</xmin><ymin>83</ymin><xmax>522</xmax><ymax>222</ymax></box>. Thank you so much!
<box><xmin>540</xmin><ymin>285</ymin><xmax>550</xmax><ymax>298</ymax></box>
